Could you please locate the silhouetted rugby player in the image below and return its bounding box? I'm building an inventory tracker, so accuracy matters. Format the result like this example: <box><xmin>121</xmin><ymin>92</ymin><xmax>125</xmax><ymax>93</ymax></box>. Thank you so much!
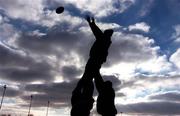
<box><xmin>86</xmin><ymin>16</ymin><xmax>113</xmax><ymax>65</ymax></box>
<box><xmin>86</xmin><ymin>16</ymin><xmax>117</xmax><ymax>116</ymax></box>
<box><xmin>82</xmin><ymin>16</ymin><xmax>114</xmax><ymax>81</ymax></box>
<box><xmin>80</xmin><ymin>16</ymin><xmax>114</xmax><ymax>83</ymax></box>
<box><xmin>71</xmin><ymin>16</ymin><xmax>115</xmax><ymax>116</ymax></box>
<box><xmin>95</xmin><ymin>72</ymin><xmax>117</xmax><ymax>116</ymax></box>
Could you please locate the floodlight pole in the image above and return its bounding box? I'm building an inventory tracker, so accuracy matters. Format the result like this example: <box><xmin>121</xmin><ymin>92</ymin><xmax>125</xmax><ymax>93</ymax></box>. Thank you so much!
<box><xmin>0</xmin><ymin>85</ymin><xmax>7</xmax><ymax>110</ymax></box>
<box><xmin>28</xmin><ymin>95</ymin><xmax>33</xmax><ymax>116</ymax></box>
<box><xmin>46</xmin><ymin>101</ymin><xmax>50</xmax><ymax>116</ymax></box>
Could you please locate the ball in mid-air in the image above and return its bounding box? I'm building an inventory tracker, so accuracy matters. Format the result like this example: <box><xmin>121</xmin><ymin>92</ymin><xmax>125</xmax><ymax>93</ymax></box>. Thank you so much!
<box><xmin>56</xmin><ymin>6</ymin><xmax>64</xmax><ymax>14</ymax></box>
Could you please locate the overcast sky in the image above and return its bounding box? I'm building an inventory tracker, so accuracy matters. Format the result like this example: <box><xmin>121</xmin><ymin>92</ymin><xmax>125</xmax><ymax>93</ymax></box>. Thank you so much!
<box><xmin>0</xmin><ymin>0</ymin><xmax>180</xmax><ymax>116</ymax></box>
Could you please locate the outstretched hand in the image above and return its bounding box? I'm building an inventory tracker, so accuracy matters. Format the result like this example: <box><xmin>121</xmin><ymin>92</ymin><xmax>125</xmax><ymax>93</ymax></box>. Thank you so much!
<box><xmin>86</xmin><ymin>15</ymin><xmax>91</xmax><ymax>23</ymax></box>
<box><xmin>86</xmin><ymin>15</ymin><xmax>95</xmax><ymax>23</ymax></box>
<box><xmin>92</xmin><ymin>17</ymin><xmax>95</xmax><ymax>22</ymax></box>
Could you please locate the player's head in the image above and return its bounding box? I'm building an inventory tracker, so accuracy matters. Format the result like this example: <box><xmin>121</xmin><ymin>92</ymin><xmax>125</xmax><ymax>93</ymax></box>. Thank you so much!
<box><xmin>104</xmin><ymin>29</ymin><xmax>114</xmax><ymax>37</ymax></box>
<box><xmin>104</xmin><ymin>81</ymin><xmax>112</xmax><ymax>88</ymax></box>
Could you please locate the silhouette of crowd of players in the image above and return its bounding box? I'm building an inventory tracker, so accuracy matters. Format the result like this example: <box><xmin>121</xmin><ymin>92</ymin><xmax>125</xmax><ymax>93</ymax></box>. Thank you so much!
<box><xmin>71</xmin><ymin>16</ymin><xmax>117</xmax><ymax>116</ymax></box>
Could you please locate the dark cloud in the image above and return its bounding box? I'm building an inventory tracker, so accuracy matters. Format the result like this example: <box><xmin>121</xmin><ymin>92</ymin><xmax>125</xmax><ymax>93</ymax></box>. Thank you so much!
<box><xmin>23</xmin><ymin>80</ymin><xmax>78</xmax><ymax>107</ymax></box>
<box><xmin>0</xmin><ymin>44</ymin><xmax>54</xmax><ymax>83</ymax></box>
<box><xmin>116</xmin><ymin>92</ymin><xmax>126</xmax><ymax>97</ymax></box>
<box><xmin>0</xmin><ymin>66</ymin><xmax>53</xmax><ymax>82</ymax></box>
<box><xmin>15</xmin><ymin>27</ymin><xmax>94</xmax><ymax>68</ymax></box>
<box><xmin>21</xmin><ymin>93</ymin><xmax>69</xmax><ymax>107</ymax></box>
<box><xmin>0</xmin><ymin>27</ymin><xmax>90</xmax><ymax>83</ymax></box>
<box><xmin>117</xmin><ymin>101</ymin><xmax>180</xmax><ymax>115</ymax></box>
<box><xmin>149</xmin><ymin>91</ymin><xmax>180</xmax><ymax>102</ymax></box>
<box><xmin>16</xmin><ymin>29</ymin><xmax>90</xmax><ymax>57</ymax></box>
<box><xmin>61</xmin><ymin>65</ymin><xmax>82</xmax><ymax>80</ymax></box>
<box><xmin>0</xmin><ymin>85</ymin><xmax>21</xmax><ymax>97</ymax></box>
<box><xmin>0</xmin><ymin>44</ymin><xmax>31</xmax><ymax>66</ymax></box>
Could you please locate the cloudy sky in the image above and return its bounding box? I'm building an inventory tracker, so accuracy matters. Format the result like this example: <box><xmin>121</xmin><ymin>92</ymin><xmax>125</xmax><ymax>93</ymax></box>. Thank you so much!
<box><xmin>0</xmin><ymin>0</ymin><xmax>180</xmax><ymax>115</ymax></box>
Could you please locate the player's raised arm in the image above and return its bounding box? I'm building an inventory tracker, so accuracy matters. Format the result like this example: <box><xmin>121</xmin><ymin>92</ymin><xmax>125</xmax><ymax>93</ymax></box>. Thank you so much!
<box><xmin>86</xmin><ymin>16</ymin><xmax>103</xmax><ymax>40</ymax></box>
